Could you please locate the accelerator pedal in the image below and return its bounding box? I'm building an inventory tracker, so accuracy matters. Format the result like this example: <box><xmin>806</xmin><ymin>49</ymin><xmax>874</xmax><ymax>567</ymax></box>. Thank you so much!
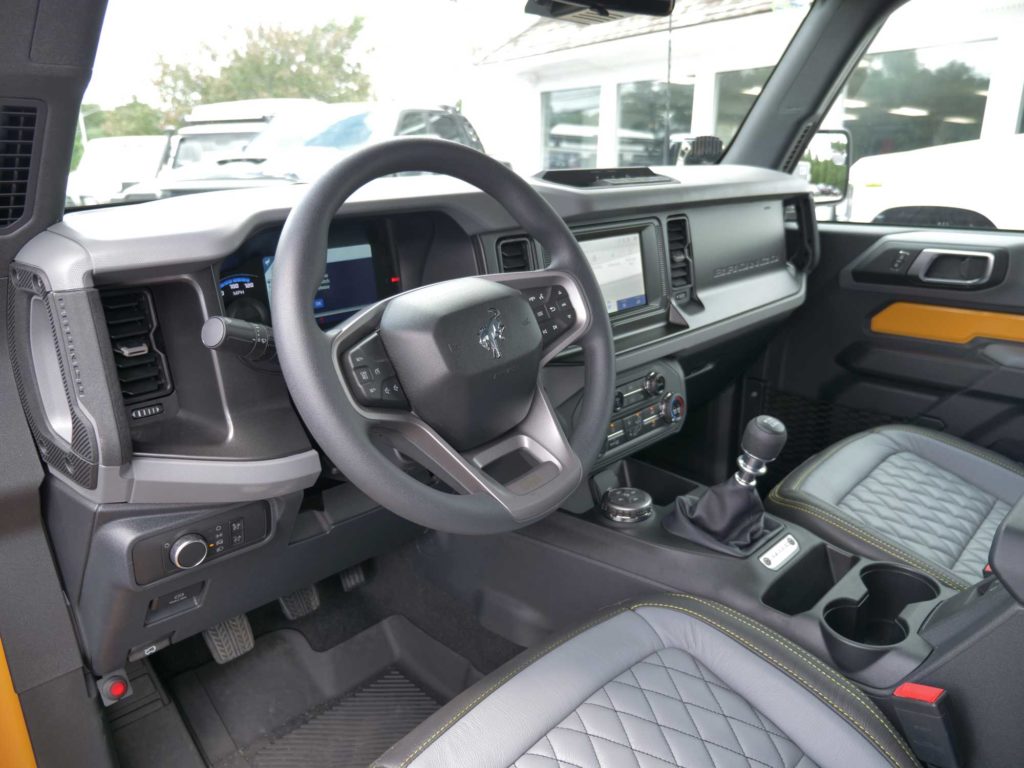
<box><xmin>277</xmin><ymin>584</ymin><xmax>321</xmax><ymax>620</ymax></box>
<box><xmin>203</xmin><ymin>615</ymin><xmax>254</xmax><ymax>664</ymax></box>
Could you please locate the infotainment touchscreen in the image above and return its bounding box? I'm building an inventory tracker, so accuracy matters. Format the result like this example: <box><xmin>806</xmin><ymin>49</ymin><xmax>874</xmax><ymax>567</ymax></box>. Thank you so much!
<box><xmin>578</xmin><ymin>232</ymin><xmax>646</xmax><ymax>314</ymax></box>
<box><xmin>263</xmin><ymin>242</ymin><xmax>378</xmax><ymax>327</ymax></box>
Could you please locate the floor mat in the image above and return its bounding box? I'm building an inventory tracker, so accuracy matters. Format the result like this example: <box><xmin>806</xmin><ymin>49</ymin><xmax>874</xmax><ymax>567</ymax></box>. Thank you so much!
<box><xmin>249</xmin><ymin>668</ymin><xmax>439</xmax><ymax>768</ymax></box>
<box><xmin>172</xmin><ymin>616</ymin><xmax>478</xmax><ymax>768</ymax></box>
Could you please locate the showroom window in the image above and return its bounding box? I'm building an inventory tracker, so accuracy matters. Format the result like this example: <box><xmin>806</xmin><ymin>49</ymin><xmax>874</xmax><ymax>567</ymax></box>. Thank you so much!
<box><xmin>844</xmin><ymin>42</ymin><xmax>992</xmax><ymax>162</ymax></box>
<box><xmin>715</xmin><ymin>67</ymin><xmax>773</xmax><ymax>145</ymax></box>
<box><xmin>541</xmin><ymin>87</ymin><xmax>600</xmax><ymax>169</ymax></box>
<box><xmin>828</xmin><ymin>0</ymin><xmax>1023</xmax><ymax>230</ymax></box>
<box><xmin>617</xmin><ymin>81</ymin><xmax>694</xmax><ymax>166</ymax></box>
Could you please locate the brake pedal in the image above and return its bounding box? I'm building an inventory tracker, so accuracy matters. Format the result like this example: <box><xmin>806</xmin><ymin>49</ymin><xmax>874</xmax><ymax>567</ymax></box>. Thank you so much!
<box><xmin>278</xmin><ymin>584</ymin><xmax>321</xmax><ymax>620</ymax></box>
<box><xmin>203</xmin><ymin>615</ymin><xmax>254</xmax><ymax>664</ymax></box>
<box><xmin>340</xmin><ymin>563</ymin><xmax>367</xmax><ymax>592</ymax></box>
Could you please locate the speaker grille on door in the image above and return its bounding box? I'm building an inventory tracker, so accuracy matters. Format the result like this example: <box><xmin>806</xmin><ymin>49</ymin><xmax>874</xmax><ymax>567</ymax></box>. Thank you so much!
<box><xmin>0</xmin><ymin>103</ymin><xmax>37</xmax><ymax>228</ymax></box>
<box><xmin>99</xmin><ymin>289</ymin><xmax>173</xmax><ymax>404</ymax></box>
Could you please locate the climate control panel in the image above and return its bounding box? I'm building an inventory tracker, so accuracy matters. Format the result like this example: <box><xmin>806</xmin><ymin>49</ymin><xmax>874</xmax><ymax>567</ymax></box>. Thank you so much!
<box><xmin>601</xmin><ymin>363</ymin><xmax>686</xmax><ymax>458</ymax></box>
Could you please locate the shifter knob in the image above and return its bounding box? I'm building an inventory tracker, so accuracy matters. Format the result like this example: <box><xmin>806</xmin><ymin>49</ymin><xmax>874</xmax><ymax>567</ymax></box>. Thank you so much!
<box><xmin>736</xmin><ymin>415</ymin><xmax>787</xmax><ymax>487</ymax></box>
<box><xmin>741</xmin><ymin>415</ymin><xmax>787</xmax><ymax>461</ymax></box>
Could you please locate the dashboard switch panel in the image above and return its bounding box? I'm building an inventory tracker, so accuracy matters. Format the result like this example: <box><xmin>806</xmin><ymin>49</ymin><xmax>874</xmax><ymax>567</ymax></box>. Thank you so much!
<box><xmin>132</xmin><ymin>502</ymin><xmax>270</xmax><ymax>585</ymax></box>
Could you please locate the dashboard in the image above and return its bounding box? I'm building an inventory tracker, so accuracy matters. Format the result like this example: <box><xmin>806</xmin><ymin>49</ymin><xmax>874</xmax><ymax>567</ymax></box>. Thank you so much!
<box><xmin>11</xmin><ymin>164</ymin><xmax>814</xmax><ymax>676</ymax></box>
<box><xmin>219</xmin><ymin>221</ymin><xmax>403</xmax><ymax>329</ymax></box>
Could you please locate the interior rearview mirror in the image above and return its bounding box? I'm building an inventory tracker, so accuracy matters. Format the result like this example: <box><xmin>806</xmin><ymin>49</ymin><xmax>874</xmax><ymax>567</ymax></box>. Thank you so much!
<box><xmin>794</xmin><ymin>129</ymin><xmax>850</xmax><ymax>206</ymax></box>
<box><xmin>525</xmin><ymin>0</ymin><xmax>675</xmax><ymax>21</ymax></box>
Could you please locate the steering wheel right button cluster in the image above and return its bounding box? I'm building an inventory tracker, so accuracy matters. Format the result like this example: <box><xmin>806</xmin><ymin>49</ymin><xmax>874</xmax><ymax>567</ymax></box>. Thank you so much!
<box><xmin>342</xmin><ymin>333</ymin><xmax>408</xmax><ymax>408</ymax></box>
<box><xmin>523</xmin><ymin>285</ymin><xmax>577</xmax><ymax>346</ymax></box>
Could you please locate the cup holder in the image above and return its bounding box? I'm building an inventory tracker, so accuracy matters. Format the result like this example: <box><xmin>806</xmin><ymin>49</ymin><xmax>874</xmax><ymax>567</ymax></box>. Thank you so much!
<box><xmin>823</xmin><ymin>564</ymin><xmax>940</xmax><ymax>648</ymax></box>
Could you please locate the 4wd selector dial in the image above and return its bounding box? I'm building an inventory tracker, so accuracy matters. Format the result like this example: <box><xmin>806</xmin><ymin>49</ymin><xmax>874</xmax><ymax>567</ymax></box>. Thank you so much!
<box><xmin>171</xmin><ymin>534</ymin><xmax>209</xmax><ymax>569</ymax></box>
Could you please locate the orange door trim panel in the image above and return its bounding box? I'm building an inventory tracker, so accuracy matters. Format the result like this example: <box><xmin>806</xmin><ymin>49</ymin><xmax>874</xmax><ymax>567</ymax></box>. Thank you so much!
<box><xmin>0</xmin><ymin>638</ymin><xmax>36</xmax><ymax>767</ymax></box>
<box><xmin>870</xmin><ymin>302</ymin><xmax>1024</xmax><ymax>345</ymax></box>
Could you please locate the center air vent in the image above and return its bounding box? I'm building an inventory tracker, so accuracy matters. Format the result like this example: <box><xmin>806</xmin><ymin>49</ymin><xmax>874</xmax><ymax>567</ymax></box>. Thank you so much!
<box><xmin>0</xmin><ymin>103</ymin><xmax>37</xmax><ymax>229</ymax></box>
<box><xmin>497</xmin><ymin>237</ymin><xmax>533</xmax><ymax>272</ymax></box>
<box><xmin>100</xmin><ymin>289</ymin><xmax>173</xmax><ymax>404</ymax></box>
<box><xmin>666</xmin><ymin>215</ymin><xmax>694</xmax><ymax>302</ymax></box>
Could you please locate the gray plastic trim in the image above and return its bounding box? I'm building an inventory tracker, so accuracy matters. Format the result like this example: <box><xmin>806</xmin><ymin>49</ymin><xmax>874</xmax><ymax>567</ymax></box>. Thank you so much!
<box><xmin>128</xmin><ymin>450</ymin><xmax>321</xmax><ymax>503</ymax></box>
<box><xmin>52</xmin><ymin>449</ymin><xmax>321</xmax><ymax>505</ymax></box>
<box><xmin>16</xmin><ymin>166</ymin><xmax>806</xmax><ymax>291</ymax></box>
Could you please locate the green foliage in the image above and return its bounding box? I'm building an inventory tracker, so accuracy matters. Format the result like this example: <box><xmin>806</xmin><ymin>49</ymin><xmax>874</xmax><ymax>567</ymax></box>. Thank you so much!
<box><xmin>71</xmin><ymin>99</ymin><xmax>166</xmax><ymax>169</ymax></box>
<box><xmin>155</xmin><ymin>20</ymin><xmax>372</xmax><ymax>123</ymax></box>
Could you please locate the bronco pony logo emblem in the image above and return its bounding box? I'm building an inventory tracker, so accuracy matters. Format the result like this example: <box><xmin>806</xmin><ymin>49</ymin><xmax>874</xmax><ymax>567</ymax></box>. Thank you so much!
<box><xmin>478</xmin><ymin>308</ymin><xmax>506</xmax><ymax>359</ymax></box>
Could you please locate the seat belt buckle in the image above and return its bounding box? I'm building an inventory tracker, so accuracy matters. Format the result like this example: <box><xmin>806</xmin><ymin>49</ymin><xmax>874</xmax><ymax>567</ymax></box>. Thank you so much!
<box><xmin>891</xmin><ymin>682</ymin><xmax>961</xmax><ymax>768</ymax></box>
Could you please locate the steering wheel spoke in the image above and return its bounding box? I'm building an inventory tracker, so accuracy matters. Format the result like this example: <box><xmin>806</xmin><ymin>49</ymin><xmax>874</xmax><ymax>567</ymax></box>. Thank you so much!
<box><xmin>363</xmin><ymin>383</ymin><xmax>582</xmax><ymax>523</ymax></box>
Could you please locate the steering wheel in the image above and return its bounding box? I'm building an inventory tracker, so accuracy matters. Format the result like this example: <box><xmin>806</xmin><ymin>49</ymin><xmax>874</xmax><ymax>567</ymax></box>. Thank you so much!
<box><xmin>272</xmin><ymin>138</ymin><xmax>615</xmax><ymax>534</ymax></box>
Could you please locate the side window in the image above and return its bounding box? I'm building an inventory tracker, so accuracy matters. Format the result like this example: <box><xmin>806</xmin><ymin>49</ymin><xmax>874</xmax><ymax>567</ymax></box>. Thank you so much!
<box><xmin>829</xmin><ymin>0</ymin><xmax>1021</xmax><ymax>230</ymax></box>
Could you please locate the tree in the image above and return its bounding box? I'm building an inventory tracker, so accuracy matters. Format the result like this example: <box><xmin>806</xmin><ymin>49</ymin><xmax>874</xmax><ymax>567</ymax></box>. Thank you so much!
<box><xmin>71</xmin><ymin>99</ymin><xmax>168</xmax><ymax>169</ymax></box>
<box><xmin>155</xmin><ymin>21</ymin><xmax>372</xmax><ymax>123</ymax></box>
<box><xmin>102</xmin><ymin>99</ymin><xmax>167</xmax><ymax>136</ymax></box>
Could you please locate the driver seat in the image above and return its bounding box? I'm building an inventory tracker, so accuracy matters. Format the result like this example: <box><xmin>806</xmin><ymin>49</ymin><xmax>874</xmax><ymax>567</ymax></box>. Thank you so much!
<box><xmin>373</xmin><ymin>593</ymin><xmax>918</xmax><ymax>768</ymax></box>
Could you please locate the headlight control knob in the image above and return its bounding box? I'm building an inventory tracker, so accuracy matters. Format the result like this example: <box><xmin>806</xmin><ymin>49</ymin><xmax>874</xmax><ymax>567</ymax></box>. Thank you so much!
<box><xmin>171</xmin><ymin>534</ymin><xmax>209</xmax><ymax>569</ymax></box>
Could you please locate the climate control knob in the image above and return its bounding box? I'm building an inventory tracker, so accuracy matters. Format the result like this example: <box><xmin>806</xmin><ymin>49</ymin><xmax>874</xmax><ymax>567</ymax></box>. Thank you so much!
<box><xmin>170</xmin><ymin>534</ymin><xmax>209</xmax><ymax>569</ymax></box>
<box><xmin>660</xmin><ymin>393</ymin><xmax>685</xmax><ymax>424</ymax></box>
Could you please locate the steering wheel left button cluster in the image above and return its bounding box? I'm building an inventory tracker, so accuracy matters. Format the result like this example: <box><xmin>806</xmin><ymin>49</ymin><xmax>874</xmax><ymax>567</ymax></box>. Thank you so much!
<box><xmin>343</xmin><ymin>333</ymin><xmax>408</xmax><ymax>408</ymax></box>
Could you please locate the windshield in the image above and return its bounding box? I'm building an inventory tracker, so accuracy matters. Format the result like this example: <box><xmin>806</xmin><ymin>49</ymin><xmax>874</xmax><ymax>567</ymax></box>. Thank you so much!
<box><xmin>245</xmin><ymin>106</ymin><xmax>378</xmax><ymax>159</ymax></box>
<box><xmin>73</xmin><ymin>0</ymin><xmax>812</xmax><ymax>205</ymax></box>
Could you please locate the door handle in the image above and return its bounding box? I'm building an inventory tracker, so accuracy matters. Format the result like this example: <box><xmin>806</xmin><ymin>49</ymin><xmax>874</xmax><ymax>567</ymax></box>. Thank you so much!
<box><xmin>908</xmin><ymin>248</ymin><xmax>995</xmax><ymax>286</ymax></box>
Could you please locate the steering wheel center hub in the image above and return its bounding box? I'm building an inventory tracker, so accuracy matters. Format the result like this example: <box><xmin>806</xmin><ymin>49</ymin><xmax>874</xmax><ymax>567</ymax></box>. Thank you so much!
<box><xmin>379</xmin><ymin>277</ymin><xmax>542</xmax><ymax>450</ymax></box>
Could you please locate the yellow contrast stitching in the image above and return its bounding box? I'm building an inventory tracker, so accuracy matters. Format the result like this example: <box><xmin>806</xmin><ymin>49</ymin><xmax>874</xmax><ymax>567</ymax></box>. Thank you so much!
<box><xmin>655</xmin><ymin>594</ymin><xmax>917</xmax><ymax>762</ymax></box>
<box><xmin>633</xmin><ymin>601</ymin><xmax>915</xmax><ymax>768</ymax></box>
<box><xmin>375</xmin><ymin>607</ymin><xmax>631</xmax><ymax>768</ymax></box>
<box><xmin>769</xmin><ymin>487</ymin><xmax>968</xmax><ymax>590</ymax></box>
<box><xmin>881</xmin><ymin>425</ymin><xmax>1024</xmax><ymax>477</ymax></box>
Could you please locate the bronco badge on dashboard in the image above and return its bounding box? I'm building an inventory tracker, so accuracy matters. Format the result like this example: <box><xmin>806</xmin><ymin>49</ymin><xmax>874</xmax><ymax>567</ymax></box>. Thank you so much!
<box><xmin>478</xmin><ymin>308</ymin><xmax>506</xmax><ymax>359</ymax></box>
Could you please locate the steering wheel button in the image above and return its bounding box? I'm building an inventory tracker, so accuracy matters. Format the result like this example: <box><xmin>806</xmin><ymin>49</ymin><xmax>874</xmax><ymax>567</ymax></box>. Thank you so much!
<box><xmin>382</xmin><ymin>378</ymin><xmax>408</xmax><ymax>406</ymax></box>
<box><xmin>354</xmin><ymin>367</ymin><xmax>373</xmax><ymax>384</ymax></box>
<box><xmin>533</xmin><ymin>306</ymin><xmax>548</xmax><ymax>321</ymax></box>
<box><xmin>370</xmin><ymin>361</ymin><xmax>393</xmax><ymax>380</ymax></box>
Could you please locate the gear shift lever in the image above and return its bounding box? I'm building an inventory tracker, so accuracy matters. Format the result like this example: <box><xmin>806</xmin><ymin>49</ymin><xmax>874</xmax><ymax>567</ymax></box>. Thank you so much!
<box><xmin>664</xmin><ymin>415</ymin><xmax>787</xmax><ymax>555</ymax></box>
<box><xmin>735</xmin><ymin>415</ymin><xmax>788</xmax><ymax>487</ymax></box>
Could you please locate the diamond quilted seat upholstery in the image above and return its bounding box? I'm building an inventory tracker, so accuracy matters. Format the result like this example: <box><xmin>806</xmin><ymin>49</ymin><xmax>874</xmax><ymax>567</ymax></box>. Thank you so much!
<box><xmin>512</xmin><ymin>648</ymin><xmax>815</xmax><ymax>768</ymax></box>
<box><xmin>768</xmin><ymin>425</ymin><xmax>1024</xmax><ymax>590</ymax></box>
<box><xmin>373</xmin><ymin>595</ymin><xmax>918</xmax><ymax>768</ymax></box>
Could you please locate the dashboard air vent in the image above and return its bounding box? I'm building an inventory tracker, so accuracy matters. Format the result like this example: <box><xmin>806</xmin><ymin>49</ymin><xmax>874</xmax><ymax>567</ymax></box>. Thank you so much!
<box><xmin>0</xmin><ymin>103</ymin><xmax>37</xmax><ymax>229</ymax></box>
<box><xmin>666</xmin><ymin>215</ymin><xmax>694</xmax><ymax>302</ymax></box>
<box><xmin>497</xmin><ymin>237</ymin><xmax>533</xmax><ymax>272</ymax></box>
<box><xmin>99</xmin><ymin>289</ymin><xmax>173</xmax><ymax>404</ymax></box>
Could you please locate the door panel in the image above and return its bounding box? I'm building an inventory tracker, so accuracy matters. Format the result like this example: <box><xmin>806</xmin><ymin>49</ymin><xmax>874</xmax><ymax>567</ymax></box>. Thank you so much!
<box><xmin>750</xmin><ymin>223</ymin><xmax>1024</xmax><ymax>486</ymax></box>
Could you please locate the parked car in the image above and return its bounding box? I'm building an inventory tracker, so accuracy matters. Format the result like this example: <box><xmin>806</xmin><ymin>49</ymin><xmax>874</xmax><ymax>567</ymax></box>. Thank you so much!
<box><xmin>118</xmin><ymin>102</ymin><xmax>486</xmax><ymax>201</ymax></box>
<box><xmin>845</xmin><ymin>133</ymin><xmax>1024</xmax><ymax>229</ymax></box>
<box><xmin>65</xmin><ymin>135</ymin><xmax>169</xmax><ymax>206</ymax></box>
<box><xmin>164</xmin><ymin>98</ymin><xmax>325</xmax><ymax>171</ymax></box>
